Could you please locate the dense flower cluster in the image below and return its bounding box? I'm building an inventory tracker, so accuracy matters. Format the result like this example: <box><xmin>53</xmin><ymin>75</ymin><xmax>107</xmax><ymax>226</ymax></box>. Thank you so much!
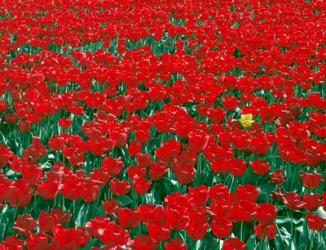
<box><xmin>0</xmin><ymin>0</ymin><xmax>325</xmax><ymax>249</ymax></box>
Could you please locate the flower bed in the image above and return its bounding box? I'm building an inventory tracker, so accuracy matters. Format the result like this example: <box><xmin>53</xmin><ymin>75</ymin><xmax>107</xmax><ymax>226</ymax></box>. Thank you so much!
<box><xmin>0</xmin><ymin>0</ymin><xmax>325</xmax><ymax>249</ymax></box>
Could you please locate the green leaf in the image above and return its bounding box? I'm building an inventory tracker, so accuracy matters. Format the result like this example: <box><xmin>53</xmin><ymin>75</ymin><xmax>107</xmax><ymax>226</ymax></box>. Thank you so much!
<box><xmin>116</xmin><ymin>195</ymin><xmax>134</xmax><ymax>207</ymax></box>
<box><xmin>246</xmin><ymin>234</ymin><xmax>256</xmax><ymax>250</ymax></box>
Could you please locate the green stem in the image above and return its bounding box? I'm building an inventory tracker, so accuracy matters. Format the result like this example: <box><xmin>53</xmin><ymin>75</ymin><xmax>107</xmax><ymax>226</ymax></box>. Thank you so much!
<box><xmin>289</xmin><ymin>211</ymin><xmax>294</xmax><ymax>244</ymax></box>
<box><xmin>309</xmin><ymin>229</ymin><xmax>313</xmax><ymax>250</ymax></box>
<box><xmin>240</xmin><ymin>221</ymin><xmax>243</xmax><ymax>241</ymax></box>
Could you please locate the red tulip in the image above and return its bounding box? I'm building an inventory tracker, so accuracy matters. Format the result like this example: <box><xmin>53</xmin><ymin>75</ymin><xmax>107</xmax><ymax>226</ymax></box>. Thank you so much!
<box><xmin>211</xmin><ymin>217</ymin><xmax>233</xmax><ymax>239</ymax></box>
<box><xmin>254</xmin><ymin>223</ymin><xmax>276</xmax><ymax>240</ymax></box>
<box><xmin>306</xmin><ymin>212</ymin><xmax>326</xmax><ymax>231</ymax></box>
<box><xmin>222</xmin><ymin>238</ymin><xmax>245</xmax><ymax>250</ymax></box>
<box><xmin>300</xmin><ymin>171</ymin><xmax>323</xmax><ymax>189</ymax></box>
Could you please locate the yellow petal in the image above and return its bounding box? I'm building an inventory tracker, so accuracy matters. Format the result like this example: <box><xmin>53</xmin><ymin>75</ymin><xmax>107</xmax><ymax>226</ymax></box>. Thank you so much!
<box><xmin>240</xmin><ymin>114</ymin><xmax>254</xmax><ymax>128</ymax></box>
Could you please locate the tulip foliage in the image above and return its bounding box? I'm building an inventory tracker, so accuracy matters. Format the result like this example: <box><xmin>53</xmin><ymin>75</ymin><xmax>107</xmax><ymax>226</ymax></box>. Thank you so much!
<box><xmin>0</xmin><ymin>0</ymin><xmax>325</xmax><ymax>249</ymax></box>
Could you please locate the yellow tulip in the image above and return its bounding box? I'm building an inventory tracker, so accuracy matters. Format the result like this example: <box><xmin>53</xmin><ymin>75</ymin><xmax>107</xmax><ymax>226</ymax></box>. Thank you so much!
<box><xmin>240</xmin><ymin>114</ymin><xmax>254</xmax><ymax>128</ymax></box>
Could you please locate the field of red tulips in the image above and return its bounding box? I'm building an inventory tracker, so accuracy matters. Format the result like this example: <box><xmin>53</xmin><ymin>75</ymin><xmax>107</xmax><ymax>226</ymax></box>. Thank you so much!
<box><xmin>0</xmin><ymin>0</ymin><xmax>325</xmax><ymax>249</ymax></box>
